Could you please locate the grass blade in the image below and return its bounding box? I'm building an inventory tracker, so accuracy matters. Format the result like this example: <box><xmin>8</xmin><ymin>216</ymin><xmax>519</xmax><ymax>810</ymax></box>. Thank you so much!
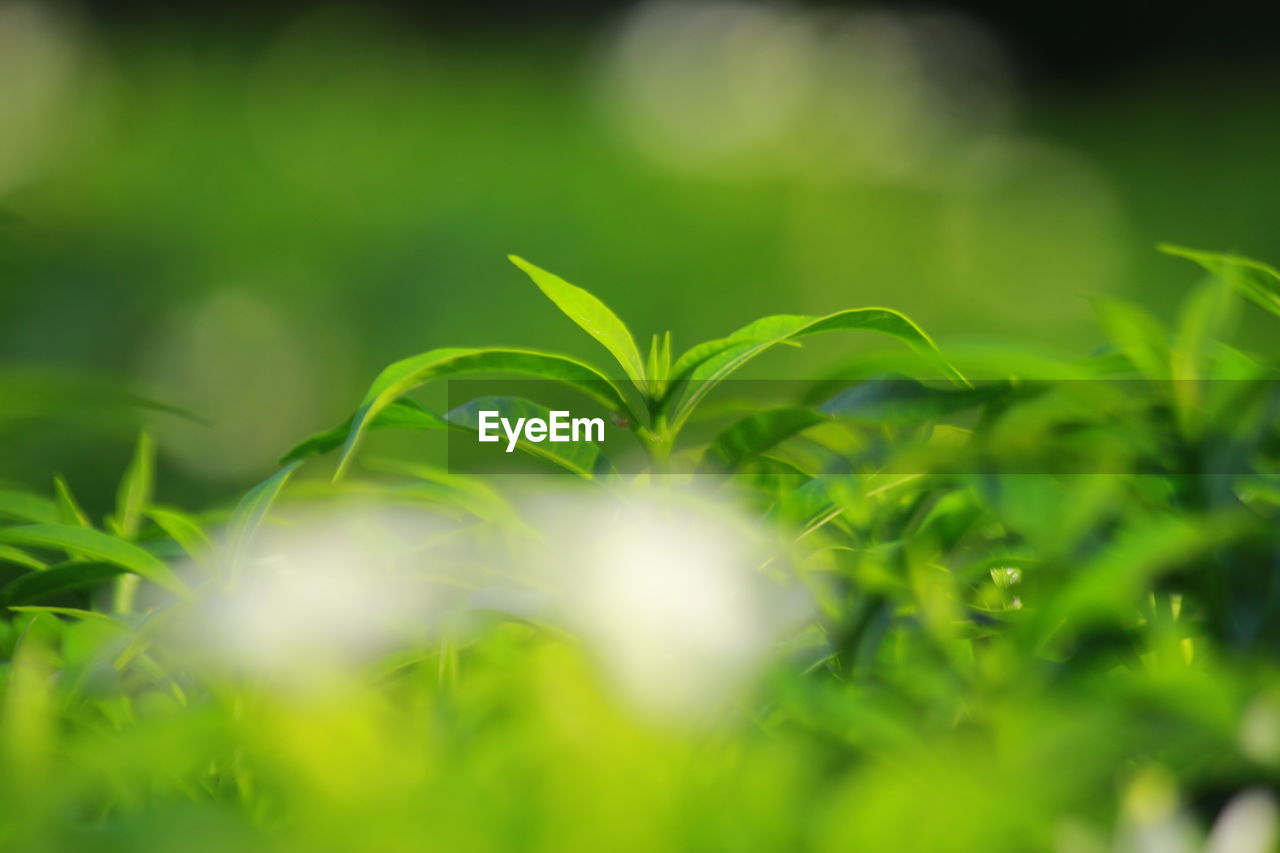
<box><xmin>110</xmin><ymin>430</ymin><xmax>155</xmax><ymax>540</ymax></box>
<box><xmin>2</xmin><ymin>561</ymin><xmax>126</xmax><ymax>606</ymax></box>
<box><xmin>8</xmin><ymin>605</ymin><xmax>124</xmax><ymax>625</ymax></box>
<box><xmin>1160</xmin><ymin>244</ymin><xmax>1280</xmax><ymax>319</ymax></box>
<box><xmin>52</xmin><ymin>476</ymin><xmax>92</xmax><ymax>529</ymax></box>
<box><xmin>146</xmin><ymin>506</ymin><xmax>215</xmax><ymax>572</ymax></box>
<box><xmin>0</xmin><ymin>524</ymin><xmax>187</xmax><ymax>597</ymax></box>
<box><xmin>1088</xmin><ymin>295</ymin><xmax>1169</xmax><ymax>380</ymax></box>
<box><xmin>0</xmin><ymin>544</ymin><xmax>45</xmax><ymax>571</ymax></box>
<box><xmin>225</xmin><ymin>461</ymin><xmax>301</xmax><ymax>576</ymax></box>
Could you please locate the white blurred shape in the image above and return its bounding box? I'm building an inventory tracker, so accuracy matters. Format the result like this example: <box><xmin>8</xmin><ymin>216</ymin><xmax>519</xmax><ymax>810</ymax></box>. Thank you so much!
<box><xmin>527</xmin><ymin>484</ymin><xmax>795</xmax><ymax>721</ymax></box>
<box><xmin>1117</xmin><ymin>766</ymin><xmax>1196</xmax><ymax>853</ymax></box>
<box><xmin>1239</xmin><ymin>692</ymin><xmax>1280</xmax><ymax>764</ymax></box>
<box><xmin>139</xmin><ymin>288</ymin><xmax>340</xmax><ymax>480</ymax></box>
<box><xmin>801</xmin><ymin>9</ymin><xmax>1013</xmax><ymax>180</ymax></box>
<box><xmin>1206</xmin><ymin>790</ymin><xmax>1278</xmax><ymax>853</ymax></box>
<box><xmin>599</xmin><ymin>2</ymin><xmax>1013</xmax><ymax>180</ymax></box>
<box><xmin>601</xmin><ymin>1</ymin><xmax>814</xmax><ymax>171</ymax></box>
<box><xmin>190</xmin><ymin>504</ymin><xmax>444</xmax><ymax>686</ymax></box>
<box><xmin>0</xmin><ymin>2</ymin><xmax>79</xmax><ymax>194</ymax></box>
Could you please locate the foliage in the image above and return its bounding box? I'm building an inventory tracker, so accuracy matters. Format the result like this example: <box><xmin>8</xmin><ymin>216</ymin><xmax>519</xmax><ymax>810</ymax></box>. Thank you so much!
<box><xmin>0</xmin><ymin>248</ymin><xmax>1278</xmax><ymax>852</ymax></box>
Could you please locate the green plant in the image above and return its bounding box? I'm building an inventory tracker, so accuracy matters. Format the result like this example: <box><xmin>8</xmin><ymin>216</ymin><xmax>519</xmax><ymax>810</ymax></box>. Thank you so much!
<box><xmin>0</xmin><ymin>247</ymin><xmax>1277</xmax><ymax>852</ymax></box>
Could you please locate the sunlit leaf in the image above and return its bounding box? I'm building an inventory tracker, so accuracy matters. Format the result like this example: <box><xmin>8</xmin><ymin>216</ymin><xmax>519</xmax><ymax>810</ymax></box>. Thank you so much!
<box><xmin>225</xmin><ymin>461</ymin><xmax>302</xmax><ymax>574</ymax></box>
<box><xmin>509</xmin><ymin>255</ymin><xmax>648</xmax><ymax>391</ymax></box>
<box><xmin>146</xmin><ymin>506</ymin><xmax>215</xmax><ymax>571</ymax></box>
<box><xmin>110</xmin><ymin>430</ymin><xmax>155</xmax><ymax>540</ymax></box>
<box><xmin>0</xmin><ymin>524</ymin><xmax>187</xmax><ymax>597</ymax></box>
<box><xmin>1089</xmin><ymin>294</ymin><xmax>1169</xmax><ymax>380</ymax></box>
<box><xmin>0</xmin><ymin>489</ymin><xmax>58</xmax><ymax>525</ymax></box>
<box><xmin>661</xmin><ymin>308</ymin><xmax>962</xmax><ymax>432</ymax></box>
<box><xmin>1161</xmin><ymin>244</ymin><xmax>1280</xmax><ymax>319</ymax></box>
<box><xmin>52</xmin><ymin>475</ymin><xmax>91</xmax><ymax>529</ymax></box>
<box><xmin>0</xmin><ymin>544</ymin><xmax>45</xmax><ymax>571</ymax></box>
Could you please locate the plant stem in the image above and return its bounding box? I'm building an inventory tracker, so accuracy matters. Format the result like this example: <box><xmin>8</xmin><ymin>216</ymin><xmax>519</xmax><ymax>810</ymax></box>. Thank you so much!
<box><xmin>113</xmin><ymin>574</ymin><xmax>139</xmax><ymax>615</ymax></box>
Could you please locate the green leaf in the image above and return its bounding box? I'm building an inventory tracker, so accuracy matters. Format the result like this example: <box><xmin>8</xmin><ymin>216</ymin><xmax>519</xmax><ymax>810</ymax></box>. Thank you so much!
<box><xmin>1088</xmin><ymin>295</ymin><xmax>1169</xmax><ymax>380</ymax></box>
<box><xmin>806</xmin><ymin>341</ymin><xmax>1103</xmax><ymax>391</ymax></box>
<box><xmin>8</xmin><ymin>605</ymin><xmax>124</xmax><ymax>626</ymax></box>
<box><xmin>645</xmin><ymin>331</ymin><xmax>673</xmax><ymax>399</ymax></box>
<box><xmin>734</xmin><ymin>456</ymin><xmax>813</xmax><ymax>502</ymax></box>
<box><xmin>0</xmin><ymin>489</ymin><xmax>58</xmax><ymax>525</ymax></box>
<box><xmin>1040</xmin><ymin>513</ymin><xmax>1250</xmax><ymax>635</ymax></box>
<box><xmin>360</xmin><ymin>458</ymin><xmax>515</xmax><ymax>523</ymax></box>
<box><xmin>0</xmin><ymin>544</ymin><xmax>45</xmax><ymax>571</ymax></box>
<box><xmin>226</xmin><ymin>461</ymin><xmax>301</xmax><ymax>573</ymax></box>
<box><xmin>508</xmin><ymin>255</ymin><xmax>647</xmax><ymax>391</ymax></box>
<box><xmin>1170</xmin><ymin>279</ymin><xmax>1238</xmax><ymax>434</ymax></box>
<box><xmin>146</xmin><ymin>506</ymin><xmax>215</xmax><ymax>571</ymax></box>
<box><xmin>661</xmin><ymin>309</ymin><xmax>962</xmax><ymax>433</ymax></box>
<box><xmin>333</xmin><ymin>347</ymin><xmax>632</xmax><ymax>480</ymax></box>
<box><xmin>646</xmin><ymin>334</ymin><xmax>661</xmax><ymax>390</ymax></box>
<box><xmin>446</xmin><ymin>396</ymin><xmax>613</xmax><ymax>479</ymax></box>
<box><xmin>0</xmin><ymin>525</ymin><xmax>187</xmax><ymax>597</ymax></box>
<box><xmin>51</xmin><ymin>475</ymin><xmax>95</xmax><ymax>563</ymax></box>
<box><xmin>2</xmin><ymin>561</ymin><xmax>126</xmax><ymax>606</ymax></box>
<box><xmin>767</xmin><ymin>476</ymin><xmax>842</xmax><ymax>534</ymax></box>
<box><xmin>1160</xmin><ymin>244</ymin><xmax>1280</xmax><ymax>319</ymax></box>
<box><xmin>701</xmin><ymin>407</ymin><xmax>830</xmax><ymax>473</ymax></box>
<box><xmin>281</xmin><ymin>399</ymin><xmax>447</xmax><ymax>465</ymax></box>
<box><xmin>819</xmin><ymin>379</ymin><xmax>1009</xmax><ymax>425</ymax></box>
<box><xmin>1175</xmin><ymin>280</ymin><xmax>1236</xmax><ymax>378</ymax></box>
<box><xmin>53</xmin><ymin>475</ymin><xmax>91</xmax><ymax>528</ymax></box>
<box><xmin>111</xmin><ymin>430</ymin><xmax>155</xmax><ymax>540</ymax></box>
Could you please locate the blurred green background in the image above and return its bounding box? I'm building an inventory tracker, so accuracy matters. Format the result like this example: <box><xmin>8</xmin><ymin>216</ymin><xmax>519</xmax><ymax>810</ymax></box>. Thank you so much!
<box><xmin>2</xmin><ymin>0</ymin><xmax>1278</xmax><ymax>507</ymax></box>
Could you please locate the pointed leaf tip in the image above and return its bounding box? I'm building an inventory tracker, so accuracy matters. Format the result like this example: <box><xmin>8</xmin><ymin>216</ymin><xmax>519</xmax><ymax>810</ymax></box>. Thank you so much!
<box><xmin>507</xmin><ymin>256</ymin><xmax>648</xmax><ymax>389</ymax></box>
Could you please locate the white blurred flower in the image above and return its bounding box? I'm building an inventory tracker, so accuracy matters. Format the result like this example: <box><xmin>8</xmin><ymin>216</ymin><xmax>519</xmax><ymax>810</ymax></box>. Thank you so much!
<box><xmin>183</xmin><ymin>503</ymin><xmax>452</xmax><ymax>687</ymax></box>
<box><xmin>523</xmin><ymin>484</ymin><xmax>800</xmax><ymax>721</ymax></box>
<box><xmin>1111</xmin><ymin>771</ymin><xmax>1277</xmax><ymax>853</ymax></box>
<box><xmin>1206</xmin><ymin>790</ymin><xmax>1278</xmax><ymax>853</ymax></box>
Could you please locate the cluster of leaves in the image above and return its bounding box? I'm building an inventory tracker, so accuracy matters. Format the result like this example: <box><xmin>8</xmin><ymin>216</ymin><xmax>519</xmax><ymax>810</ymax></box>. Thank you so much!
<box><xmin>0</xmin><ymin>246</ymin><xmax>1278</xmax><ymax>851</ymax></box>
